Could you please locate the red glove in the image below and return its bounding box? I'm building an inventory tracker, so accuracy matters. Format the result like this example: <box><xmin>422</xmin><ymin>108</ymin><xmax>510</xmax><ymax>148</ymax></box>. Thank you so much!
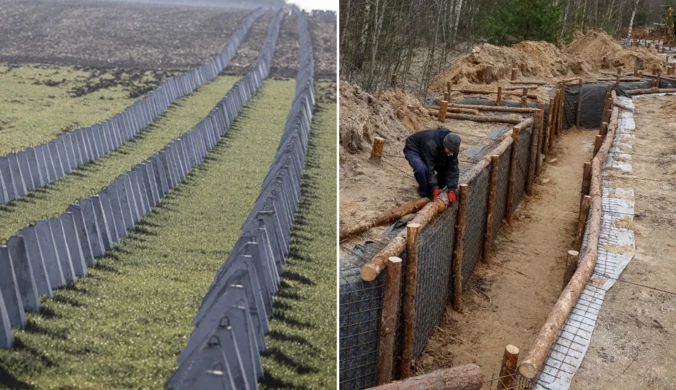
<box><xmin>432</xmin><ymin>189</ymin><xmax>440</xmax><ymax>199</ymax></box>
<box><xmin>448</xmin><ymin>191</ymin><xmax>456</xmax><ymax>203</ymax></box>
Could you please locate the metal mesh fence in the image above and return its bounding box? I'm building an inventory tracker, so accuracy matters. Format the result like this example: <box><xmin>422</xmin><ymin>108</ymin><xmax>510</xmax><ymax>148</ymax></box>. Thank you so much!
<box><xmin>413</xmin><ymin>207</ymin><xmax>457</xmax><ymax>358</ymax></box>
<box><xmin>461</xmin><ymin>167</ymin><xmax>490</xmax><ymax>285</ymax></box>
<box><xmin>512</xmin><ymin>126</ymin><xmax>532</xmax><ymax>211</ymax></box>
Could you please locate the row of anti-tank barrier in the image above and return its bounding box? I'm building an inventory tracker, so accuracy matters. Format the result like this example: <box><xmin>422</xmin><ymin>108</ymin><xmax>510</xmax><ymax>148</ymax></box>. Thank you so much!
<box><xmin>166</xmin><ymin>7</ymin><xmax>316</xmax><ymax>390</ymax></box>
<box><xmin>0</xmin><ymin>8</ymin><xmax>264</xmax><ymax>206</ymax></box>
<box><xmin>0</xmin><ymin>7</ymin><xmax>286</xmax><ymax>349</ymax></box>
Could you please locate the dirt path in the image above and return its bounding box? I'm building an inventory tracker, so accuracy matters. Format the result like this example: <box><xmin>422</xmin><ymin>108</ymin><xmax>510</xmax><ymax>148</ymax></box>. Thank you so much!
<box><xmin>572</xmin><ymin>95</ymin><xmax>676</xmax><ymax>389</ymax></box>
<box><xmin>418</xmin><ymin>128</ymin><xmax>598</xmax><ymax>380</ymax></box>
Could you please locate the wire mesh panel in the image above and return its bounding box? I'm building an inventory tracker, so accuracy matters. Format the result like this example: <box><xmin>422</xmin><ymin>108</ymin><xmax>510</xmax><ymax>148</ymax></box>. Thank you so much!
<box><xmin>482</xmin><ymin>372</ymin><xmax>536</xmax><ymax>390</ymax></box>
<box><xmin>461</xmin><ymin>167</ymin><xmax>490</xmax><ymax>285</ymax></box>
<box><xmin>413</xmin><ymin>207</ymin><xmax>457</xmax><ymax>359</ymax></box>
<box><xmin>491</xmin><ymin>149</ymin><xmax>511</xmax><ymax>247</ymax></box>
<box><xmin>339</xmin><ymin>265</ymin><xmax>386</xmax><ymax>390</ymax></box>
<box><xmin>512</xmin><ymin>126</ymin><xmax>532</xmax><ymax>211</ymax></box>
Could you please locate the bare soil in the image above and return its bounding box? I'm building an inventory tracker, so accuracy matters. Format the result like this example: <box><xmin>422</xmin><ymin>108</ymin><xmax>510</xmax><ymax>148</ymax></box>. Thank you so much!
<box><xmin>416</xmin><ymin>128</ymin><xmax>598</xmax><ymax>380</ymax></box>
<box><xmin>572</xmin><ymin>95</ymin><xmax>676</xmax><ymax>389</ymax></box>
<box><xmin>308</xmin><ymin>11</ymin><xmax>337</xmax><ymax>79</ymax></box>
<box><xmin>0</xmin><ymin>0</ymin><xmax>252</xmax><ymax>70</ymax></box>
<box><xmin>270</xmin><ymin>11</ymin><xmax>299</xmax><ymax>78</ymax></box>
<box><xmin>225</xmin><ymin>13</ymin><xmax>273</xmax><ymax>75</ymax></box>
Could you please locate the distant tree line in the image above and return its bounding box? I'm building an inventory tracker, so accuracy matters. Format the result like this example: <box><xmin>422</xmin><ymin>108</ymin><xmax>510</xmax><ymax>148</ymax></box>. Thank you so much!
<box><xmin>340</xmin><ymin>0</ymin><xmax>676</xmax><ymax>93</ymax></box>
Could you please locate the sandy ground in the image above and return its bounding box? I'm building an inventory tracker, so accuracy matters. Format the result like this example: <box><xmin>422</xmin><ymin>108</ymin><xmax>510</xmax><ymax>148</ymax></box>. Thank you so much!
<box><xmin>572</xmin><ymin>96</ymin><xmax>676</xmax><ymax>389</ymax></box>
<box><xmin>417</xmin><ymin>128</ymin><xmax>598</xmax><ymax>381</ymax></box>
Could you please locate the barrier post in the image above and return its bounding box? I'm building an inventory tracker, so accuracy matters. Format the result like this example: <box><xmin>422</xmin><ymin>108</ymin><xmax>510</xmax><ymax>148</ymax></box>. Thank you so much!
<box><xmin>497</xmin><ymin>345</ymin><xmax>520</xmax><ymax>390</ymax></box>
<box><xmin>506</xmin><ymin>127</ymin><xmax>521</xmax><ymax>220</ymax></box>
<box><xmin>563</xmin><ymin>250</ymin><xmax>579</xmax><ymax>289</ymax></box>
<box><xmin>484</xmin><ymin>155</ymin><xmax>500</xmax><ymax>261</ymax></box>
<box><xmin>452</xmin><ymin>184</ymin><xmax>469</xmax><ymax>311</ymax></box>
<box><xmin>377</xmin><ymin>257</ymin><xmax>403</xmax><ymax>385</ymax></box>
<box><xmin>371</xmin><ymin>137</ymin><xmax>385</xmax><ymax>162</ymax></box>
<box><xmin>400</xmin><ymin>223</ymin><xmax>420</xmax><ymax>379</ymax></box>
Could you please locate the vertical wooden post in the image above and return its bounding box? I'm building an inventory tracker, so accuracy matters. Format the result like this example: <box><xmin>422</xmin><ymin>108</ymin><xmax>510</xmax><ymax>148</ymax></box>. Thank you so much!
<box><xmin>484</xmin><ymin>155</ymin><xmax>500</xmax><ymax>261</ymax></box>
<box><xmin>444</xmin><ymin>91</ymin><xmax>449</xmax><ymax>101</ymax></box>
<box><xmin>511</xmin><ymin>67</ymin><xmax>517</xmax><ymax>80</ymax></box>
<box><xmin>601</xmin><ymin>85</ymin><xmax>612</xmax><ymax>123</ymax></box>
<box><xmin>579</xmin><ymin>162</ymin><xmax>591</xmax><ymax>208</ymax></box>
<box><xmin>563</xmin><ymin>250</ymin><xmax>579</xmax><ymax>290</ymax></box>
<box><xmin>377</xmin><ymin>256</ymin><xmax>403</xmax><ymax>385</ymax></box>
<box><xmin>576</xmin><ymin>195</ymin><xmax>592</xmax><ymax>248</ymax></box>
<box><xmin>438</xmin><ymin>100</ymin><xmax>448</xmax><ymax>122</ymax></box>
<box><xmin>506</xmin><ymin>127</ymin><xmax>520</xmax><ymax>220</ymax></box>
<box><xmin>593</xmin><ymin>135</ymin><xmax>602</xmax><ymax>156</ymax></box>
<box><xmin>535</xmin><ymin>104</ymin><xmax>545</xmax><ymax>175</ymax></box>
<box><xmin>496</xmin><ymin>86</ymin><xmax>502</xmax><ymax>106</ymax></box>
<box><xmin>371</xmin><ymin>137</ymin><xmax>385</xmax><ymax>161</ymax></box>
<box><xmin>557</xmin><ymin>82</ymin><xmax>565</xmax><ymax>136</ymax></box>
<box><xmin>526</xmin><ymin>112</ymin><xmax>539</xmax><ymax>195</ymax></box>
<box><xmin>521</xmin><ymin>88</ymin><xmax>528</xmax><ymax>108</ymax></box>
<box><xmin>497</xmin><ymin>345</ymin><xmax>520</xmax><ymax>390</ymax></box>
<box><xmin>452</xmin><ymin>184</ymin><xmax>469</xmax><ymax>311</ymax></box>
<box><xmin>447</xmin><ymin>81</ymin><xmax>452</xmax><ymax>97</ymax></box>
<box><xmin>656</xmin><ymin>70</ymin><xmax>662</xmax><ymax>89</ymax></box>
<box><xmin>599</xmin><ymin>121</ymin><xmax>608</xmax><ymax>138</ymax></box>
<box><xmin>391</xmin><ymin>74</ymin><xmax>397</xmax><ymax>89</ymax></box>
<box><xmin>400</xmin><ymin>224</ymin><xmax>420</xmax><ymax>379</ymax></box>
<box><xmin>634</xmin><ymin>58</ymin><xmax>639</xmax><ymax>76</ymax></box>
<box><xmin>485</xmin><ymin>66</ymin><xmax>494</xmax><ymax>84</ymax></box>
<box><xmin>575</xmin><ymin>83</ymin><xmax>583</xmax><ymax>128</ymax></box>
<box><xmin>544</xmin><ymin>97</ymin><xmax>553</xmax><ymax>158</ymax></box>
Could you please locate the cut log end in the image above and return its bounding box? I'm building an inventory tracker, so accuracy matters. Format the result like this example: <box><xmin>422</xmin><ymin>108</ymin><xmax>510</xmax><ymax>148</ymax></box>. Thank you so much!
<box><xmin>519</xmin><ymin>362</ymin><xmax>537</xmax><ymax>379</ymax></box>
<box><xmin>361</xmin><ymin>263</ymin><xmax>381</xmax><ymax>282</ymax></box>
<box><xmin>506</xmin><ymin>344</ymin><xmax>519</xmax><ymax>355</ymax></box>
<box><xmin>388</xmin><ymin>256</ymin><xmax>402</xmax><ymax>263</ymax></box>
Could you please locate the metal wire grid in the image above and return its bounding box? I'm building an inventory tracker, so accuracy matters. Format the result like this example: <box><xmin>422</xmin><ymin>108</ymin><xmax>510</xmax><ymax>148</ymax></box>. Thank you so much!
<box><xmin>482</xmin><ymin>372</ymin><xmax>536</xmax><ymax>390</ymax></box>
<box><xmin>491</xmin><ymin>149</ymin><xmax>511</xmax><ymax>248</ymax></box>
<box><xmin>339</xmin><ymin>267</ymin><xmax>387</xmax><ymax>390</ymax></box>
<box><xmin>413</xmin><ymin>207</ymin><xmax>457</xmax><ymax>359</ymax></box>
<box><xmin>461</xmin><ymin>167</ymin><xmax>490</xmax><ymax>285</ymax></box>
<box><xmin>512</xmin><ymin>126</ymin><xmax>532</xmax><ymax>212</ymax></box>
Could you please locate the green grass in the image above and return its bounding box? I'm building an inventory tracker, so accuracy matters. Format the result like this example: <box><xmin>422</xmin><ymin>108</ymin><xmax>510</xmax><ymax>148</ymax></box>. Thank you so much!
<box><xmin>0</xmin><ymin>73</ymin><xmax>242</xmax><ymax>243</ymax></box>
<box><xmin>0</xmin><ymin>63</ymin><xmax>176</xmax><ymax>155</ymax></box>
<box><xmin>258</xmin><ymin>82</ymin><xmax>337</xmax><ymax>389</ymax></box>
<box><xmin>0</xmin><ymin>79</ymin><xmax>298</xmax><ymax>389</ymax></box>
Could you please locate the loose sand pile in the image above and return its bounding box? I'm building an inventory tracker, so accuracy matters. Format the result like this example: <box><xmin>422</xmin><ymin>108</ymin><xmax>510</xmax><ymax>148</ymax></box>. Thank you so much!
<box><xmin>430</xmin><ymin>31</ymin><xmax>667</xmax><ymax>92</ymax></box>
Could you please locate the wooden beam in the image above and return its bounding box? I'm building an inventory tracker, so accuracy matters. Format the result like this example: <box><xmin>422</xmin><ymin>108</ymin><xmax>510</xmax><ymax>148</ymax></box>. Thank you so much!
<box><xmin>454</xmin><ymin>89</ymin><xmax>538</xmax><ymax>99</ymax></box>
<box><xmin>506</xmin><ymin>126</ymin><xmax>521</xmax><ymax>220</ymax></box>
<box><xmin>438</xmin><ymin>100</ymin><xmax>448</xmax><ymax>122</ymax></box>
<box><xmin>497</xmin><ymin>345</ymin><xmax>520</xmax><ymax>390</ymax></box>
<box><xmin>626</xmin><ymin>87</ymin><xmax>676</xmax><ymax>95</ymax></box>
<box><xmin>443</xmin><ymin>113</ymin><xmax>523</xmax><ymax>124</ymax></box>
<box><xmin>448</xmin><ymin>103</ymin><xmax>540</xmax><ymax>113</ymax></box>
<box><xmin>544</xmin><ymin>97</ymin><xmax>554</xmax><ymax>158</ymax></box>
<box><xmin>526</xmin><ymin>109</ymin><xmax>541</xmax><ymax>195</ymax></box>
<box><xmin>496</xmin><ymin>86</ymin><xmax>502</xmax><ymax>106</ymax></box>
<box><xmin>371</xmin><ymin>137</ymin><xmax>385</xmax><ymax>161</ymax></box>
<box><xmin>563</xmin><ymin>250</ymin><xmax>579</xmax><ymax>290</ymax></box>
<box><xmin>376</xmin><ymin>257</ymin><xmax>402</xmax><ymax>385</ymax></box>
<box><xmin>340</xmin><ymin>198</ymin><xmax>431</xmax><ymax>241</ymax></box>
<box><xmin>576</xmin><ymin>195</ymin><xmax>592</xmax><ymax>249</ymax></box>
<box><xmin>484</xmin><ymin>155</ymin><xmax>500</xmax><ymax>262</ymax></box>
<box><xmin>368</xmin><ymin>364</ymin><xmax>482</xmax><ymax>390</ymax></box>
<box><xmin>452</xmin><ymin>184</ymin><xmax>469</xmax><ymax>311</ymax></box>
<box><xmin>400</xmin><ymin>223</ymin><xmax>421</xmax><ymax>379</ymax></box>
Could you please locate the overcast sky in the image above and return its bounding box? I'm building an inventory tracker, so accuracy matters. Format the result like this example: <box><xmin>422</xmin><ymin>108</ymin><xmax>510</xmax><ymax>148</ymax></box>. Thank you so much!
<box><xmin>286</xmin><ymin>0</ymin><xmax>337</xmax><ymax>10</ymax></box>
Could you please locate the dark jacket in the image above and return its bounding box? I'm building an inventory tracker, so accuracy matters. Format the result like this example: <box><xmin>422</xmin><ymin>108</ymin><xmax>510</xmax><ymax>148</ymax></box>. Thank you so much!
<box><xmin>404</xmin><ymin>128</ymin><xmax>459</xmax><ymax>192</ymax></box>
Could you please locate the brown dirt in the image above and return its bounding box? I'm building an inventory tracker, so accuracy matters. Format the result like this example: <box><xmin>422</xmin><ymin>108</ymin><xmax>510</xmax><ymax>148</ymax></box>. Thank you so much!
<box><xmin>430</xmin><ymin>31</ymin><xmax>666</xmax><ymax>94</ymax></box>
<box><xmin>339</xmin><ymin>81</ymin><xmax>528</xmax><ymax>252</ymax></box>
<box><xmin>308</xmin><ymin>11</ymin><xmax>336</xmax><ymax>79</ymax></box>
<box><xmin>572</xmin><ymin>95</ymin><xmax>676</xmax><ymax>389</ymax></box>
<box><xmin>416</xmin><ymin>128</ymin><xmax>598</xmax><ymax>380</ymax></box>
<box><xmin>269</xmin><ymin>11</ymin><xmax>299</xmax><ymax>77</ymax></box>
<box><xmin>225</xmin><ymin>12</ymin><xmax>272</xmax><ymax>75</ymax></box>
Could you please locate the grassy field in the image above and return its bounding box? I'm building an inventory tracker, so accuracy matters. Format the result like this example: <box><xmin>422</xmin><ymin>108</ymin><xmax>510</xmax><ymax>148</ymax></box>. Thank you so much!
<box><xmin>0</xmin><ymin>63</ymin><xmax>176</xmax><ymax>155</ymax></box>
<box><xmin>259</xmin><ymin>82</ymin><xmax>337</xmax><ymax>389</ymax></box>
<box><xmin>0</xmin><ymin>72</ymin><xmax>242</xmax><ymax>243</ymax></box>
<box><xmin>0</xmin><ymin>79</ymin><xmax>298</xmax><ymax>389</ymax></box>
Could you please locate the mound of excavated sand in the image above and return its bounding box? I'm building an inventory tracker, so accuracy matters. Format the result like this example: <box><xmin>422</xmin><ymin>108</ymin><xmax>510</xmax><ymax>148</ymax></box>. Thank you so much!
<box><xmin>430</xmin><ymin>31</ymin><xmax>667</xmax><ymax>92</ymax></box>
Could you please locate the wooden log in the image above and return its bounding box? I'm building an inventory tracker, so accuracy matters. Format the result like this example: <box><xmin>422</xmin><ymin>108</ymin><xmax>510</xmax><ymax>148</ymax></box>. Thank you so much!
<box><xmin>371</xmin><ymin>137</ymin><xmax>385</xmax><ymax>161</ymax></box>
<box><xmin>506</xmin><ymin>126</ymin><xmax>521</xmax><ymax>220</ymax></box>
<box><xmin>430</xmin><ymin>107</ymin><xmax>480</xmax><ymax>116</ymax></box>
<box><xmin>444</xmin><ymin>113</ymin><xmax>523</xmax><ymax>124</ymax></box>
<box><xmin>444</xmin><ymin>92</ymin><xmax>449</xmax><ymax>102</ymax></box>
<box><xmin>526</xmin><ymin>108</ymin><xmax>540</xmax><ymax>195</ymax></box>
<box><xmin>657</xmin><ymin>71</ymin><xmax>662</xmax><ymax>88</ymax></box>
<box><xmin>544</xmin><ymin>97</ymin><xmax>554</xmax><ymax>157</ymax></box>
<box><xmin>377</xmin><ymin>257</ymin><xmax>403</xmax><ymax>385</ymax></box>
<box><xmin>368</xmin><ymin>364</ymin><xmax>482</xmax><ymax>390</ymax></box>
<box><xmin>502</xmin><ymin>85</ymin><xmax>540</xmax><ymax>90</ymax></box>
<box><xmin>521</xmin><ymin>95</ymin><xmax>528</xmax><ymax>108</ymax></box>
<box><xmin>579</xmin><ymin>162</ymin><xmax>591</xmax><ymax>212</ymax></box>
<box><xmin>400</xmin><ymin>223</ymin><xmax>421</xmax><ymax>379</ymax></box>
<box><xmin>509</xmin><ymin>80</ymin><xmax>548</xmax><ymax>85</ymax></box>
<box><xmin>452</xmin><ymin>184</ymin><xmax>469</xmax><ymax>311</ymax></box>
<box><xmin>576</xmin><ymin>195</ymin><xmax>592</xmax><ymax>249</ymax></box>
<box><xmin>511</xmin><ymin>67</ymin><xmax>517</xmax><ymax>80</ymax></box>
<box><xmin>596</xmin><ymin>77</ymin><xmax>641</xmax><ymax>82</ymax></box>
<box><xmin>449</xmin><ymin>104</ymin><xmax>539</xmax><ymax>113</ymax></box>
<box><xmin>485</xmin><ymin>66</ymin><xmax>494</xmax><ymax>84</ymax></box>
<box><xmin>563</xmin><ymin>250</ymin><xmax>579</xmax><ymax>290</ymax></box>
<box><xmin>496</xmin><ymin>86</ymin><xmax>502</xmax><ymax>106</ymax></box>
<box><xmin>340</xmin><ymin>198</ymin><xmax>431</xmax><ymax>241</ymax></box>
<box><xmin>535</xmin><ymin>103</ymin><xmax>545</xmax><ymax>175</ymax></box>
<box><xmin>641</xmin><ymin>73</ymin><xmax>676</xmax><ymax>82</ymax></box>
<box><xmin>454</xmin><ymin>89</ymin><xmax>538</xmax><ymax>99</ymax></box>
<box><xmin>484</xmin><ymin>155</ymin><xmax>500</xmax><ymax>261</ymax></box>
<box><xmin>599</xmin><ymin>122</ymin><xmax>608</xmax><ymax>139</ymax></box>
<box><xmin>447</xmin><ymin>81</ymin><xmax>452</xmax><ymax>96</ymax></box>
<box><xmin>438</xmin><ymin>100</ymin><xmax>448</xmax><ymax>122</ymax></box>
<box><xmin>497</xmin><ymin>345</ymin><xmax>520</xmax><ymax>390</ymax></box>
<box><xmin>519</xmin><ymin>101</ymin><xmax>619</xmax><ymax>379</ymax></box>
<box><xmin>575</xmin><ymin>83</ymin><xmax>583</xmax><ymax>127</ymax></box>
<box><xmin>593</xmin><ymin>135</ymin><xmax>602</xmax><ymax>156</ymax></box>
<box><xmin>626</xmin><ymin>87</ymin><xmax>676</xmax><ymax>95</ymax></box>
